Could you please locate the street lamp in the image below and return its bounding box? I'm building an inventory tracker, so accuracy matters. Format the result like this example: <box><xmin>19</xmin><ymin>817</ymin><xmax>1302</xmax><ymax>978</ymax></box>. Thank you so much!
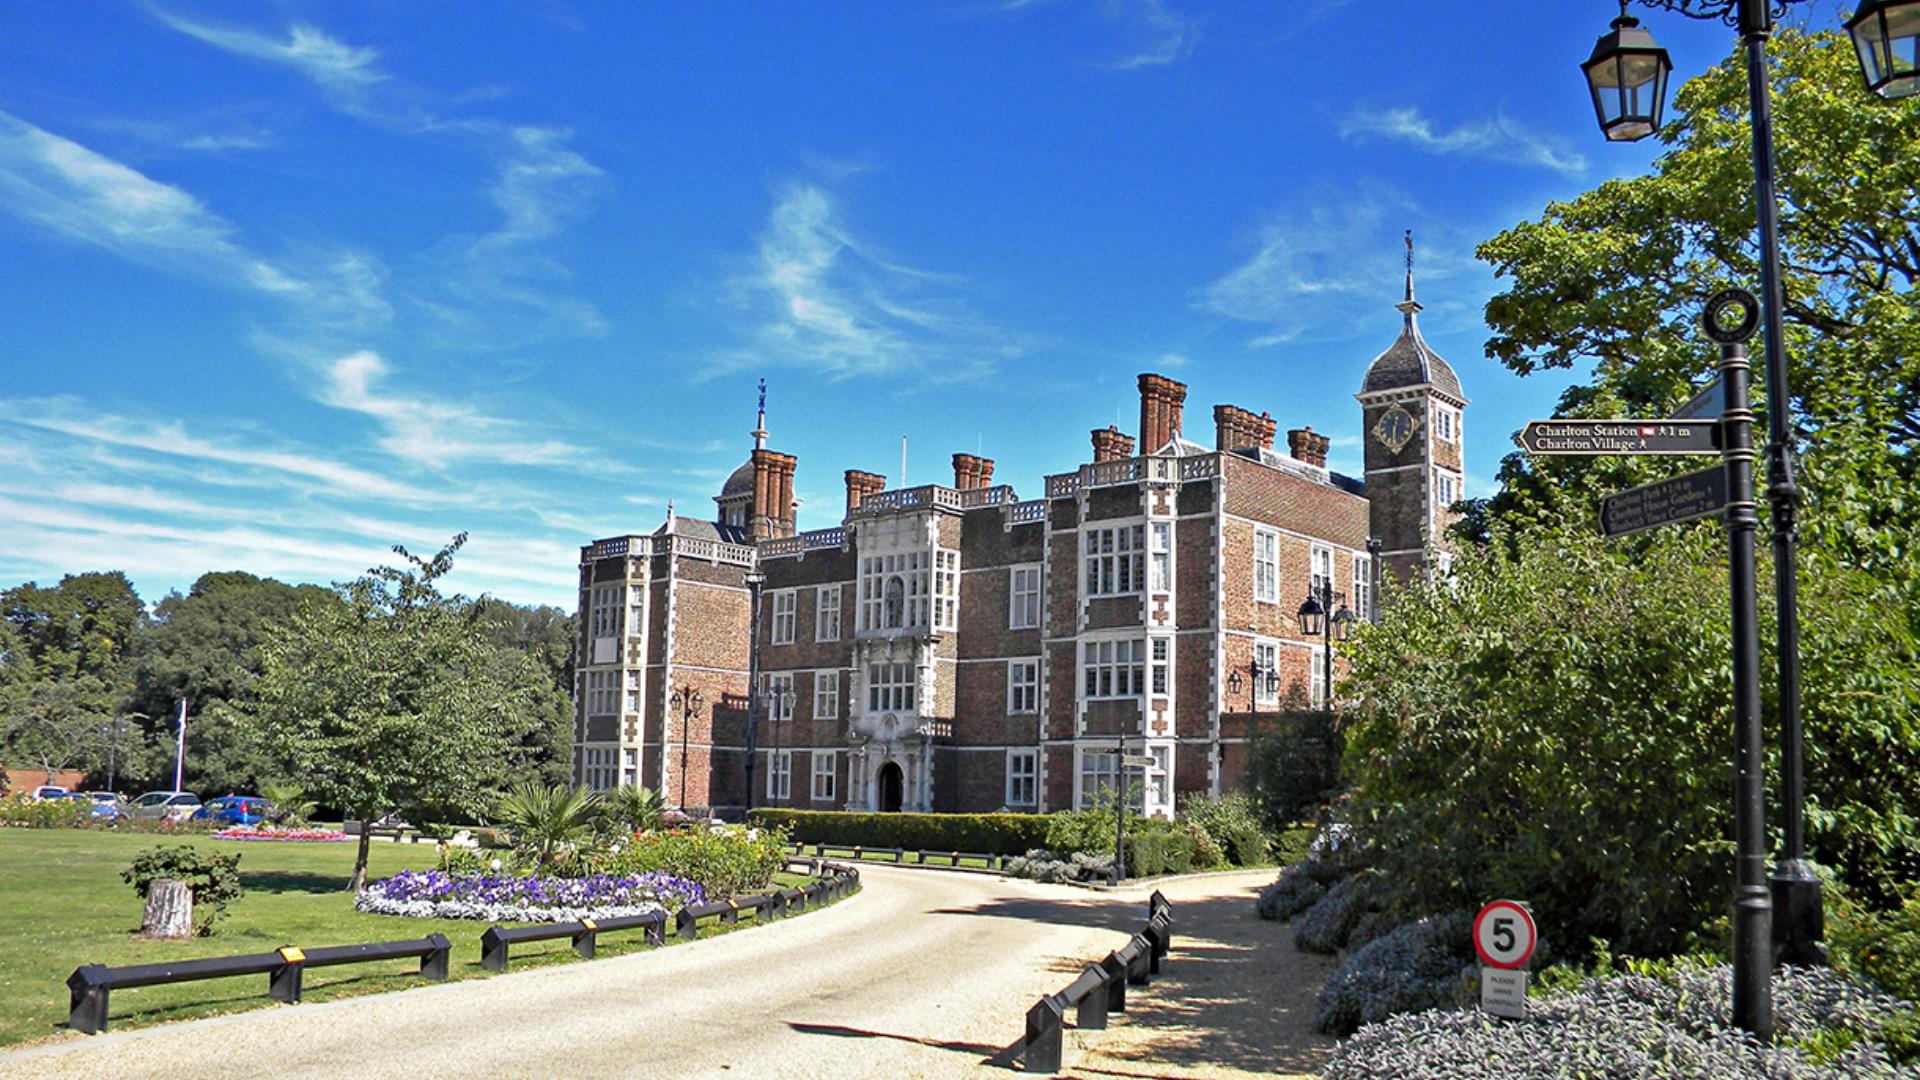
<box><xmin>742</xmin><ymin>569</ymin><xmax>767</xmax><ymax>814</ymax></box>
<box><xmin>1582</xmin><ymin>2</ymin><xmax>1674</xmax><ymax>142</ymax></box>
<box><xmin>1847</xmin><ymin>0</ymin><xmax>1920</xmax><ymax>99</ymax></box>
<box><xmin>1296</xmin><ymin>586</ymin><xmax>1353</xmax><ymax>711</ymax></box>
<box><xmin>1579</xmin><ymin>0</ymin><xmax>1912</xmax><ymax>1036</ymax></box>
<box><xmin>759</xmin><ymin>684</ymin><xmax>797</xmax><ymax>803</ymax></box>
<box><xmin>1225</xmin><ymin>662</ymin><xmax>1278</xmax><ymax>712</ymax></box>
<box><xmin>668</xmin><ymin>687</ymin><xmax>703</xmax><ymax>812</ymax></box>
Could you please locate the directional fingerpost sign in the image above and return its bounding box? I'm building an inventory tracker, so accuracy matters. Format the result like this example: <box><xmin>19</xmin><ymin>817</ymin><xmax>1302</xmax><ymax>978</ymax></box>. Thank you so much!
<box><xmin>1672</xmin><ymin>376</ymin><xmax>1725</xmax><ymax>421</ymax></box>
<box><xmin>1521</xmin><ymin>419</ymin><xmax>1719</xmax><ymax>456</ymax></box>
<box><xmin>1474</xmin><ymin>900</ymin><xmax>1538</xmax><ymax>1020</ymax></box>
<box><xmin>1598</xmin><ymin>465</ymin><xmax>1730</xmax><ymax>538</ymax></box>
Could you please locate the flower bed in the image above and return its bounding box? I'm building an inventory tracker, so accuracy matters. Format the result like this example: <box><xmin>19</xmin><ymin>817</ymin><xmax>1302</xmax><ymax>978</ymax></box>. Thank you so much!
<box><xmin>213</xmin><ymin>826</ymin><xmax>351</xmax><ymax>842</ymax></box>
<box><xmin>355</xmin><ymin>869</ymin><xmax>705</xmax><ymax>923</ymax></box>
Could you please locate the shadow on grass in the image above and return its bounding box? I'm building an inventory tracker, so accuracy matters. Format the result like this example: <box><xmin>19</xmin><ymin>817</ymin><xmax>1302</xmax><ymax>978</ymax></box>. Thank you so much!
<box><xmin>240</xmin><ymin>870</ymin><xmax>353</xmax><ymax>895</ymax></box>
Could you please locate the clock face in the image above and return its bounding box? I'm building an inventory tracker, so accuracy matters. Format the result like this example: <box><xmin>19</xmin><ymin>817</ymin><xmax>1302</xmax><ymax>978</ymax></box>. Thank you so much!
<box><xmin>1373</xmin><ymin>404</ymin><xmax>1420</xmax><ymax>454</ymax></box>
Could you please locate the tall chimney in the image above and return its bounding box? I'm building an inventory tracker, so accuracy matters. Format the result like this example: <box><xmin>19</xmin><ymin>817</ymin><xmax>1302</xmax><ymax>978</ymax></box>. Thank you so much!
<box><xmin>771</xmin><ymin>452</ymin><xmax>798</xmax><ymax>538</ymax></box>
<box><xmin>1257</xmin><ymin>411</ymin><xmax>1277</xmax><ymax>450</ymax></box>
<box><xmin>1091</xmin><ymin>426</ymin><xmax>1135</xmax><ymax>463</ymax></box>
<box><xmin>952</xmin><ymin>453</ymin><xmax>988</xmax><ymax>490</ymax></box>
<box><xmin>845</xmin><ymin>470</ymin><xmax>886</xmax><ymax>512</ymax></box>
<box><xmin>1287</xmin><ymin>427</ymin><xmax>1331</xmax><ymax>468</ymax></box>
<box><xmin>1138</xmin><ymin>373</ymin><xmax>1187</xmax><ymax>456</ymax></box>
<box><xmin>977</xmin><ymin>458</ymin><xmax>994</xmax><ymax>488</ymax></box>
<box><xmin>750</xmin><ymin>448</ymin><xmax>778</xmax><ymax>541</ymax></box>
<box><xmin>1213</xmin><ymin>404</ymin><xmax>1261</xmax><ymax>452</ymax></box>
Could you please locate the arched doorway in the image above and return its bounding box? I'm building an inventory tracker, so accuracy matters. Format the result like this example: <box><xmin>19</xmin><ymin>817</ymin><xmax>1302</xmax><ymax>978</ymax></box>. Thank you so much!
<box><xmin>877</xmin><ymin>762</ymin><xmax>904</xmax><ymax>813</ymax></box>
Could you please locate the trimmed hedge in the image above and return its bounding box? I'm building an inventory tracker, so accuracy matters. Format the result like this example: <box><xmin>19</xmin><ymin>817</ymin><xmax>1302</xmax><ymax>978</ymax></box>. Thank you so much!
<box><xmin>746</xmin><ymin>809</ymin><xmax>1052</xmax><ymax>856</ymax></box>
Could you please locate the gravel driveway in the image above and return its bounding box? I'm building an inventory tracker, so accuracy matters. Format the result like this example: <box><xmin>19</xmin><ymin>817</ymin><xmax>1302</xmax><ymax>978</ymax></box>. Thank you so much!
<box><xmin>0</xmin><ymin>865</ymin><xmax>1332</xmax><ymax>1079</ymax></box>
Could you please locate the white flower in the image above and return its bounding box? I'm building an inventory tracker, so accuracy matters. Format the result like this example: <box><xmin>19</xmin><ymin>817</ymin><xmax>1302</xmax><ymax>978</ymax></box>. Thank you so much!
<box><xmin>490</xmin><ymin>858</ymin><xmax>503</xmax><ymax>870</ymax></box>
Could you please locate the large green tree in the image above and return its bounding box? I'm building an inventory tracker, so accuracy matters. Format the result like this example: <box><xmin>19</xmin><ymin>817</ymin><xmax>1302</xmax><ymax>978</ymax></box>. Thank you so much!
<box><xmin>127</xmin><ymin>571</ymin><xmax>340</xmax><ymax>796</ymax></box>
<box><xmin>0</xmin><ymin>572</ymin><xmax>145</xmax><ymax>786</ymax></box>
<box><xmin>249</xmin><ymin>535</ymin><xmax>567</xmax><ymax>890</ymax></box>
<box><xmin>1474</xmin><ymin>28</ymin><xmax>1919</xmax><ymax>570</ymax></box>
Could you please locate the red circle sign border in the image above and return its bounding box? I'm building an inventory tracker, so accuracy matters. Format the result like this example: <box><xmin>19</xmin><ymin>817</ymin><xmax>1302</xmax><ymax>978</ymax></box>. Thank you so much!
<box><xmin>1473</xmin><ymin>900</ymin><xmax>1537</xmax><ymax>970</ymax></box>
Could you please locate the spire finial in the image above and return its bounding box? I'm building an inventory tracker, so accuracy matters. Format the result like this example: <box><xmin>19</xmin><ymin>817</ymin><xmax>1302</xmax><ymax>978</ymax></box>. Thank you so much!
<box><xmin>1396</xmin><ymin>229</ymin><xmax>1423</xmax><ymax>319</ymax></box>
<box><xmin>752</xmin><ymin>378</ymin><xmax>769</xmax><ymax>450</ymax></box>
<box><xmin>666</xmin><ymin>498</ymin><xmax>675</xmax><ymax>526</ymax></box>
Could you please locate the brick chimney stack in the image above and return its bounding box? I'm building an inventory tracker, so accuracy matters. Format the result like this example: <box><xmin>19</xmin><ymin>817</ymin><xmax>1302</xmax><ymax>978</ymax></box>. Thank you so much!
<box><xmin>1257</xmin><ymin>411</ymin><xmax>1277</xmax><ymax>450</ymax></box>
<box><xmin>844</xmin><ymin>470</ymin><xmax>886</xmax><ymax>512</ymax></box>
<box><xmin>1138</xmin><ymin>373</ymin><xmax>1187</xmax><ymax>455</ymax></box>
<box><xmin>952</xmin><ymin>453</ymin><xmax>993</xmax><ymax>490</ymax></box>
<box><xmin>1287</xmin><ymin>427</ymin><xmax>1331</xmax><ymax>468</ymax></box>
<box><xmin>752</xmin><ymin>450</ymin><xmax>798</xmax><ymax>540</ymax></box>
<box><xmin>1090</xmin><ymin>426</ymin><xmax>1135</xmax><ymax>463</ymax></box>
<box><xmin>1213</xmin><ymin>404</ymin><xmax>1261</xmax><ymax>452</ymax></box>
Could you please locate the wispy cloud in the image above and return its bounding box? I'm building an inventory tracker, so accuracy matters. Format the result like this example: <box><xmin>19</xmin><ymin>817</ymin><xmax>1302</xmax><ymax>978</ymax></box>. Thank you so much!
<box><xmin>1099</xmin><ymin>0</ymin><xmax>1199</xmax><ymax>70</ymax></box>
<box><xmin>723</xmin><ymin>181</ymin><xmax>1020</xmax><ymax>381</ymax></box>
<box><xmin>146</xmin><ymin>8</ymin><xmax>388</xmax><ymax>98</ymax></box>
<box><xmin>318</xmin><ymin>350</ymin><xmax>589</xmax><ymax>468</ymax></box>
<box><xmin>0</xmin><ymin>110</ymin><xmax>388</xmax><ymax>326</ymax></box>
<box><xmin>1339</xmin><ymin>106</ymin><xmax>1588</xmax><ymax>175</ymax></box>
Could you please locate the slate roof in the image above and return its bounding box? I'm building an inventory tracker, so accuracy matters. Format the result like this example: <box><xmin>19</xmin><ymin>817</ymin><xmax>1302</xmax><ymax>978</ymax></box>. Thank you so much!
<box><xmin>720</xmin><ymin>459</ymin><xmax>755</xmax><ymax>499</ymax></box>
<box><xmin>1362</xmin><ymin>303</ymin><xmax>1463</xmax><ymax>401</ymax></box>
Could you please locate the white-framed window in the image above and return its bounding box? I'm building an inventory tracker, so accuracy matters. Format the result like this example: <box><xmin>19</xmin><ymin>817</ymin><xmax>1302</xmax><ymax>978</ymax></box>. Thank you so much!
<box><xmin>628</xmin><ymin>584</ymin><xmax>644</xmax><ymax>633</ymax></box>
<box><xmin>1254</xmin><ymin>639</ymin><xmax>1279</xmax><ymax>706</ymax></box>
<box><xmin>1077</xmin><ymin>748</ymin><xmax>1145</xmax><ymax>812</ymax></box>
<box><xmin>934</xmin><ymin>549</ymin><xmax>959</xmax><ymax>631</ymax></box>
<box><xmin>812</xmin><ymin>751</ymin><xmax>837</xmax><ymax>802</ymax></box>
<box><xmin>1311</xmin><ymin>545</ymin><xmax>1333</xmax><ymax>599</ymax></box>
<box><xmin>768</xmin><ymin>750</ymin><xmax>792</xmax><ymax>800</ymax></box>
<box><xmin>585</xmin><ymin>670</ymin><xmax>618</xmax><ymax>714</ymax></box>
<box><xmin>816</xmin><ymin>586</ymin><xmax>841</xmax><ymax>642</ymax></box>
<box><xmin>1150</xmin><ymin>637</ymin><xmax>1170</xmax><ymax>696</ymax></box>
<box><xmin>589</xmin><ymin>585</ymin><xmax>620</xmax><ymax>638</ymax></box>
<box><xmin>867</xmin><ymin>663</ymin><xmax>916</xmax><ymax>713</ymax></box>
<box><xmin>859</xmin><ymin>552</ymin><xmax>929</xmax><ymax>631</ymax></box>
<box><xmin>1147</xmin><ymin>745</ymin><xmax>1172</xmax><ymax>814</ymax></box>
<box><xmin>622</xmin><ymin>747</ymin><xmax>638</xmax><ymax>789</ymax></box>
<box><xmin>1353</xmin><ymin>553</ymin><xmax>1373</xmax><ymax>622</ymax></box>
<box><xmin>1008</xmin><ymin>660</ymin><xmax>1039</xmax><ymax>714</ymax></box>
<box><xmin>582</xmin><ymin>747</ymin><xmax>615</xmax><ymax>791</ymax></box>
<box><xmin>1082</xmin><ymin>639</ymin><xmax>1145</xmax><ymax>699</ymax></box>
<box><xmin>1009</xmin><ymin>565</ymin><xmax>1041</xmax><ymax>629</ymax></box>
<box><xmin>1150</xmin><ymin>522</ymin><xmax>1172</xmax><ymax>592</ymax></box>
<box><xmin>764</xmin><ymin>672</ymin><xmax>794</xmax><ymax>721</ymax></box>
<box><xmin>770</xmin><ymin>589</ymin><xmax>796</xmax><ymax>645</ymax></box>
<box><xmin>814</xmin><ymin>670</ymin><xmax>839</xmax><ymax>720</ymax></box>
<box><xmin>1006</xmin><ymin>748</ymin><xmax>1038</xmax><ymax>806</ymax></box>
<box><xmin>1253</xmin><ymin>528</ymin><xmax>1279</xmax><ymax>603</ymax></box>
<box><xmin>624</xmin><ymin>669</ymin><xmax>640</xmax><ymax>713</ymax></box>
<box><xmin>1435</xmin><ymin>470</ymin><xmax>1460</xmax><ymax>509</ymax></box>
<box><xmin>1311</xmin><ymin>648</ymin><xmax>1328</xmax><ymax>709</ymax></box>
<box><xmin>1084</xmin><ymin>525</ymin><xmax>1145</xmax><ymax>597</ymax></box>
<box><xmin>1436</xmin><ymin>406</ymin><xmax>1459</xmax><ymax>443</ymax></box>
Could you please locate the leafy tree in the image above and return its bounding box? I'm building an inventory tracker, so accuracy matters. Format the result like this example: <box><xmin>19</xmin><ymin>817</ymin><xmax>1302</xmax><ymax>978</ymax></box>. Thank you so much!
<box><xmin>0</xmin><ymin>572</ymin><xmax>144</xmax><ymax>785</ymax></box>
<box><xmin>248</xmin><ymin>535</ymin><xmax>563</xmax><ymax>890</ymax></box>
<box><xmin>1473</xmin><ymin>28</ymin><xmax>1920</xmax><ymax>571</ymax></box>
<box><xmin>127</xmin><ymin>572</ymin><xmax>339</xmax><ymax>796</ymax></box>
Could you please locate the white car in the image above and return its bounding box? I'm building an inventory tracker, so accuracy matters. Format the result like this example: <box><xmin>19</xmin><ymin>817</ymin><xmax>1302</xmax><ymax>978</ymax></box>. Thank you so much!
<box><xmin>130</xmin><ymin>791</ymin><xmax>202</xmax><ymax>822</ymax></box>
<box><xmin>31</xmin><ymin>785</ymin><xmax>70</xmax><ymax>801</ymax></box>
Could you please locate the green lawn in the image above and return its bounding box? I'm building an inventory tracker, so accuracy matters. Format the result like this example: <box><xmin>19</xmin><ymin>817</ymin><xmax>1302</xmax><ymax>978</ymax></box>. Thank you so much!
<box><xmin>0</xmin><ymin>828</ymin><xmax>824</xmax><ymax>1048</ymax></box>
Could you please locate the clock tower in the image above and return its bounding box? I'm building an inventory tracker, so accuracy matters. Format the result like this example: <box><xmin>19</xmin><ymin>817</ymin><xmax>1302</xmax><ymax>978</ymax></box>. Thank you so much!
<box><xmin>1357</xmin><ymin>233</ymin><xmax>1468</xmax><ymax>585</ymax></box>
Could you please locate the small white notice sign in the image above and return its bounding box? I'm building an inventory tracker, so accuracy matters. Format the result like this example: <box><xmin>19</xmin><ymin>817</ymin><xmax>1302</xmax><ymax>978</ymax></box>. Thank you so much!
<box><xmin>1480</xmin><ymin>967</ymin><xmax>1528</xmax><ymax>1019</ymax></box>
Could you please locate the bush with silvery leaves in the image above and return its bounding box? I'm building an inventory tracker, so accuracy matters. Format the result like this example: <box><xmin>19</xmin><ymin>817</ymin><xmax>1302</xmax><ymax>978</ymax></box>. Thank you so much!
<box><xmin>1294</xmin><ymin>872</ymin><xmax>1387</xmax><ymax>954</ymax></box>
<box><xmin>1313</xmin><ymin>911</ymin><xmax>1473</xmax><ymax>1035</ymax></box>
<box><xmin>1325</xmin><ymin>964</ymin><xmax>1920</xmax><ymax>1080</ymax></box>
<box><xmin>1003</xmin><ymin>848</ymin><xmax>1114</xmax><ymax>883</ymax></box>
<box><xmin>1256</xmin><ymin>857</ymin><xmax>1343</xmax><ymax>921</ymax></box>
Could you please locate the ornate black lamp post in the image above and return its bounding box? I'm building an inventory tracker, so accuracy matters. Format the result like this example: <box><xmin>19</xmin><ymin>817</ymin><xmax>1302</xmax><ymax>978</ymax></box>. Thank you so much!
<box><xmin>1296</xmin><ymin>586</ymin><xmax>1354</xmax><ymax>710</ymax></box>
<box><xmin>742</xmin><ymin>569</ymin><xmax>767</xmax><ymax>813</ymax></box>
<box><xmin>1580</xmin><ymin>0</ymin><xmax>1912</xmax><ymax>1036</ymax></box>
<box><xmin>667</xmin><ymin>686</ymin><xmax>703</xmax><ymax>812</ymax></box>
<box><xmin>1225</xmin><ymin>661</ymin><xmax>1278</xmax><ymax>712</ymax></box>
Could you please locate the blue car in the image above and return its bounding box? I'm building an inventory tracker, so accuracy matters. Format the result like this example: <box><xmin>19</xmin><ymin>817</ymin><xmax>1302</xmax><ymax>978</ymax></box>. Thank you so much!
<box><xmin>193</xmin><ymin>795</ymin><xmax>271</xmax><ymax>826</ymax></box>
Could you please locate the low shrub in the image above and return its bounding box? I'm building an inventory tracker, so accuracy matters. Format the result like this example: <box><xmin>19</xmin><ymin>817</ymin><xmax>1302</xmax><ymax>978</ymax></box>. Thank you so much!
<box><xmin>600</xmin><ymin>825</ymin><xmax>789</xmax><ymax>898</ymax></box>
<box><xmin>122</xmin><ymin>845</ymin><xmax>244</xmax><ymax>935</ymax></box>
<box><xmin>0</xmin><ymin>794</ymin><xmax>87</xmax><ymax>828</ymax></box>
<box><xmin>1829</xmin><ymin>880</ymin><xmax>1920</xmax><ymax>1004</ymax></box>
<box><xmin>1005</xmin><ymin>848</ymin><xmax>1114</xmax><ymax>884</ymax></box>
<box><xmin>1325</xmin><ymin>964</ymin><xmax>1918</xmax><ymax>1079</ymax></box>
<box><xmin>1271</xmin><ymin>823</ymin><xmax>1316</xmax><ymax>868</ymax></box>
<box><xmin>1295</xmin><ymin>872</ymin><xmax>1386</xmax><ymax>954</ymax></box>
<box><xmin>1256</xmin><ymin>858</ymin><xmax>1342</xmax><ymax>921</ymax></box>
<box><xmin>748</xmin><ymin>809</ymin><xmax>1052</xmax><ymax>856</ymax></box>
<box><xmin>1178</xmin><ymin>793</ymin><xmax>1270</xmax><ymax>866</ymax></box>
<box><xmin>1313</xmin><ymin>912</ymin><xmax>1472</xmax><ymax>1035</ymax></box>
<box><xmin>1128</xmin><ymin>827</ymin><xmax>1198</xmax><ymax>878</ymax></box>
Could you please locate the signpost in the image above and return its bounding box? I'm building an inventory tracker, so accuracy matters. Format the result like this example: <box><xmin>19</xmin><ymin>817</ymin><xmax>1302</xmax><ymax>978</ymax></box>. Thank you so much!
<box><xmin>1520</xmin><ymin>419</ymin><xmax>1718</xmax><ymax>456</ymax></box>
<box><xmin>1673</xmin><ymin>375</ymin><xmax>1725</xmax><ymax>421</ymax></box>
<box><xmin>1473</xmin><ymin>900</ymin><xmax>1538</xmax><ymax>1019</ymax></box>
<box><xmin>1598</xmin><ymin>465</ymin><xmax>1730</xmax><ymax>538</ymax></box>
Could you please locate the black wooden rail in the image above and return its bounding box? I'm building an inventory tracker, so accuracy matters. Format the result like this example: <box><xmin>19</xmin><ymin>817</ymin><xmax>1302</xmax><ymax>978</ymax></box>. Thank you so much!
<box><xmin>1022</xmin><ymin>891</ymin><xmax>1174</xmax><ymax>1075</ymax></box>
<box><xmin>66</xmin><ymin>933</ymin><xmax>451</xmax><ymax>1035</ymax></box>
<box><xmin>481</xmin><ymin>911</ymin><xmax>666</xmax><ymax>971</ymax></box>
<box><xmin>788</xmin><ymin>842</ymin><xmax>1007</xmax><ymax>871</ymax></box>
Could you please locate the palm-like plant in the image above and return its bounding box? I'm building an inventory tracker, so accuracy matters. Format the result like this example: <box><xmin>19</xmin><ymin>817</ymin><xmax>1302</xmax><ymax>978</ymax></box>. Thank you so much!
<box><xmin>603</xmin><ymin>785</ymin><xmax>666</xmax><ymax>834</ymax></box>
<box><xmin>260</xmin><ymin>781</ymin><xmax>317</xmax><ymax>827</ymax></box>
<box><xmin>493</xmin><ymin>782</ymin><xmax>602</xmax><ymax>869</ymax></box>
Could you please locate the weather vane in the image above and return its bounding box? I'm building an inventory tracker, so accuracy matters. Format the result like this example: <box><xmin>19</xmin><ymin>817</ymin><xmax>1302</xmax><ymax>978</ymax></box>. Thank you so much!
<box><xmin>757</xmin><ymin>378</ymin><xmax>766</xmax><ymax>414</ymax></box>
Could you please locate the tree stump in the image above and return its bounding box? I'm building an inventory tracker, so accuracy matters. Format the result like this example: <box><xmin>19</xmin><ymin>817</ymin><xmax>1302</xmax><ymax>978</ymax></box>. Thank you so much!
<box><xmin>140</xmin><ymin>879</ymin><xmax>195</xmax><ymax>939</ymax></box>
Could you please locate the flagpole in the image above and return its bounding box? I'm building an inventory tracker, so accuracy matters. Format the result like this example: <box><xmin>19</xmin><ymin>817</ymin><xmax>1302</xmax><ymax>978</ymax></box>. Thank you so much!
<box><xmin>173</xmin><ymin>698</ymin><xmax>188</xmax><ymax>792</ymax></box>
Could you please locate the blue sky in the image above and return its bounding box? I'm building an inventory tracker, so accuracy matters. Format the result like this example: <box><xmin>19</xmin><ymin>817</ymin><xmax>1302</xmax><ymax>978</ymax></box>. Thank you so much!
<box><xmin>0</xmin><ymin>2</ymin><xmax>1781</xmax><ymax>610</ymax></box>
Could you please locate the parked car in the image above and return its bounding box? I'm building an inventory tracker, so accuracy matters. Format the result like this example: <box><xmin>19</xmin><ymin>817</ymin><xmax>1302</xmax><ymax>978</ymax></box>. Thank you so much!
<box><xmin>129</xmin><ymin>791</ymin><xmax>202</xmax><ymax>822</ymax></box>
<box><xmin>84</xmin><ymin>791</ymin><xmax>129</xmax><ymax>821</ymax></box>
<box><xmin>193</xmin><ymin>795</ymin><xmax>272</xmax><ymax>826</ymax></box>
<box><xmin>31</xmin><ymin>785</ymin><xmax>70</xmax><ymax>801</ymax></box>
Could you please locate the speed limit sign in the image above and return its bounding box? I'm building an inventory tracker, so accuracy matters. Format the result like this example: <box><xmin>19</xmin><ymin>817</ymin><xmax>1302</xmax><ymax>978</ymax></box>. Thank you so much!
<box><xmin>1473</xmin><ymin>900</ymin><xmax>1537</xmax><ymax>970</ymax></box>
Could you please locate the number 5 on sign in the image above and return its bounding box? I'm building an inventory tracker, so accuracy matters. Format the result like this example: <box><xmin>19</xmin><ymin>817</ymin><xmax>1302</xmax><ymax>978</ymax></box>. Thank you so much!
<box><xmin>1473</xmin><ymin>900</ymin><xmax>1538</xmax><ymax>1019</ymax></box>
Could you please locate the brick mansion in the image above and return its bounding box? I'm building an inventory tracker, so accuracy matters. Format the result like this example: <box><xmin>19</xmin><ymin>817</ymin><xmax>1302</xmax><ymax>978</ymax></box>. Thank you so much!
<box><xmin>573</xmin><ymin>270</ymin><xmax>1466</xmax><ymax>817</ymax></box>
